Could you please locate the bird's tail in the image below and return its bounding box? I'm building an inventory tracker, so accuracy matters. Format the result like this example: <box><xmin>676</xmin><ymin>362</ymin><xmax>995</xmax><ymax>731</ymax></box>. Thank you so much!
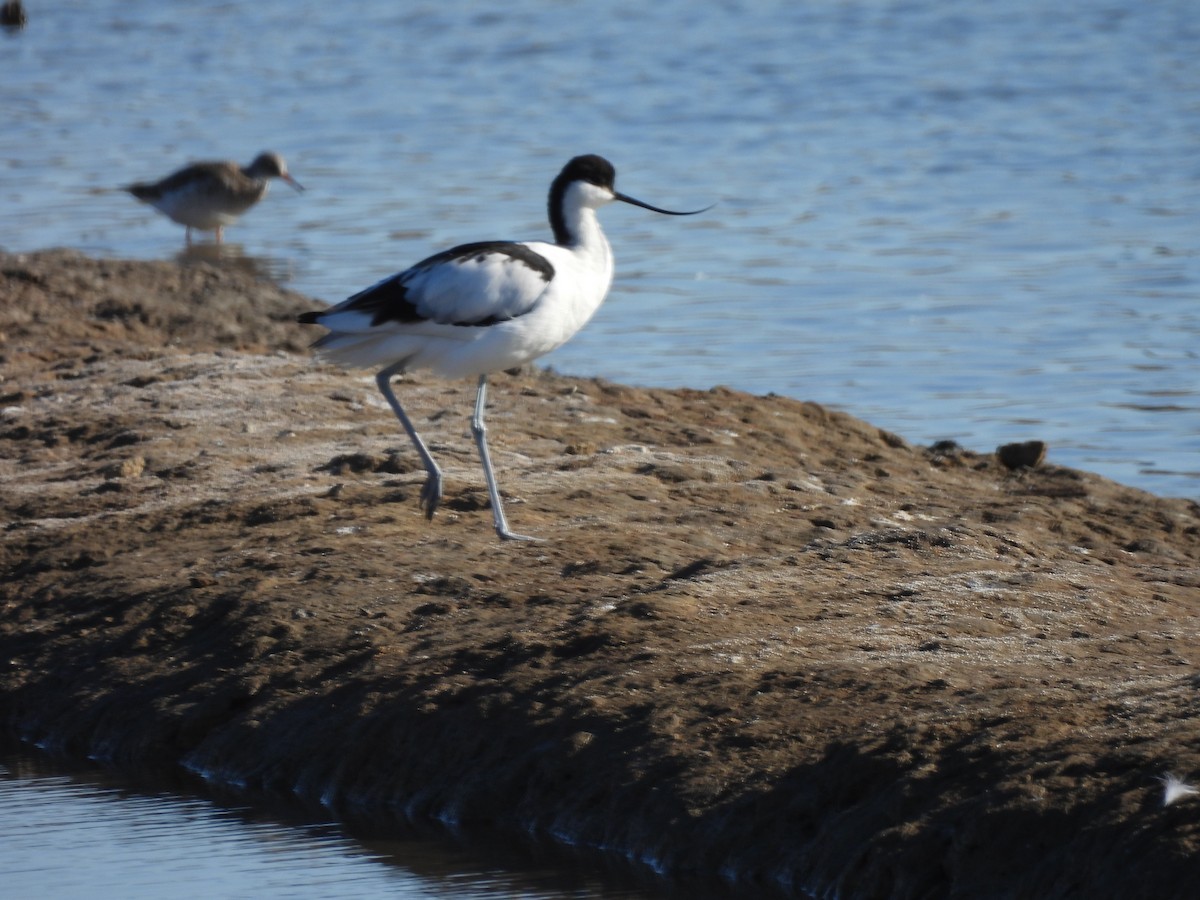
<box><xmin>302</xmin><ymin>329</ymin><xmax>415</xmax><ymax>372</ymax></box>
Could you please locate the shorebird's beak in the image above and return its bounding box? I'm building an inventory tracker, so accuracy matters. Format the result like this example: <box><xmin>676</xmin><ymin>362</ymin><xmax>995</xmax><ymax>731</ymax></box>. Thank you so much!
<box><xmin>283</xmin><ymin>174</ymin><xmax>305</xmax><ymax>192</ymax></box>
<box><xmin>613</xmin><ymin>191</ymin><xmax>711</xmax><ymax>216</ymax></box>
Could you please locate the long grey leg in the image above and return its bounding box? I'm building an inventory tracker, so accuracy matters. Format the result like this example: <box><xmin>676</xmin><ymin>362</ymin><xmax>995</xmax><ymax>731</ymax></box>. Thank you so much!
<box><xmin>471</xmin><ymin>375</ymin><xmax>540</xmax><ymax>542</ymax></box>
<box><xmin>375</xmin><ymin>362</ymin><xmax>442</xmax><ymax>519</ymax></box>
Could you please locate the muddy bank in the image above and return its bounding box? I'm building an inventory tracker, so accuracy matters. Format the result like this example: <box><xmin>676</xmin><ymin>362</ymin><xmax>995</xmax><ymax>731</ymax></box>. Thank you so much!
<box><xmin>2</xmin><ymin>249</ymin><xmax>1199</xmax><ymax>898</ymax></box>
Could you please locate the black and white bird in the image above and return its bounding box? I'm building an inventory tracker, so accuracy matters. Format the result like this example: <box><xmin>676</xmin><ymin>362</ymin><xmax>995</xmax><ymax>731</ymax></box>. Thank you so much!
<box><xmin>126</xmin><ymin>151</ymin><xmax>303</xmax><ymax>244</ymax></box>
<box><xmin>298</xmin><ymin>154</ymin><xmax>708</xmax><ymax>541</ymax></box>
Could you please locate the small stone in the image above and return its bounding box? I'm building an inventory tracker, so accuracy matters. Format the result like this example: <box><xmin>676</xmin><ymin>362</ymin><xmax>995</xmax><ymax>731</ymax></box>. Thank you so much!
<box><xmin>104</xmin><ymin>456</ymin><xmax>145</xmax><ymax>480</ymax></box>
<box><xmin>997</xmin><ymin>440</ymin><xmax>1047</xmax><ymax>470</ymax></box>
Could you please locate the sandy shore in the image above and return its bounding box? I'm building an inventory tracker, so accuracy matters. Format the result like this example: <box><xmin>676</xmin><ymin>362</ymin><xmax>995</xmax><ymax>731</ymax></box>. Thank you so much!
<box><xmin>2</xmin><ymin>249</ymin><xmax>1199</xmax><ymax>898</ymax></box>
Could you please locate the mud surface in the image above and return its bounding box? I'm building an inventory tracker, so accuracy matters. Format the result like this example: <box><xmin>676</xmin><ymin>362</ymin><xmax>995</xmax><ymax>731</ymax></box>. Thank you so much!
<box><xmin>3</xmin><ymin>249</ymin><xmax>1199</xmax><ymax>898</ymax></box>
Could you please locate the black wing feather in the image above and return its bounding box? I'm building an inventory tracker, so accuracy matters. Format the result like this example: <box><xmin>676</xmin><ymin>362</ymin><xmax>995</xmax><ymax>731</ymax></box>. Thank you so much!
<box><xmin>300</xmin><ymin>241</ymin><xmax>555</xmax><ymax>329</ymax></box>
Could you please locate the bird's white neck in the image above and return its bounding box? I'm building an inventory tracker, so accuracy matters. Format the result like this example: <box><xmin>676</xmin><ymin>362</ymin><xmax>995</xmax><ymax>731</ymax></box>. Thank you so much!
<box><xmin>568</xmin><ymin>205</ymin><xmax>613</xmax><ymax>280</ymax></box>
<box><xmin>551</xmin><ymin>181</ymin><xmax>611</xmax><ymax>244</ymax></box>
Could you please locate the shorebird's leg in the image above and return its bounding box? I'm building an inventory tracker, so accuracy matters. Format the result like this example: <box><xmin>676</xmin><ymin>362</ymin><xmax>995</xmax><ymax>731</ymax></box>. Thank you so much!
<box><xmin>215</xmin><ymin>226</ymin><xmax>224</xmax><ymax>244</ymax></box>
<box><xmin>471</xmin><ymin>375</ymin><xmax>541</xmax><ymax>542</ymax></box>
<box><xmin>185</xmin><ymin>226</ymin><xmax>193</xmax><ymax>245</ymax></box>
<box><xmin>375</xmin><ymin>363</ymin><xmax>443</xmax><ymax>519</ymax></box>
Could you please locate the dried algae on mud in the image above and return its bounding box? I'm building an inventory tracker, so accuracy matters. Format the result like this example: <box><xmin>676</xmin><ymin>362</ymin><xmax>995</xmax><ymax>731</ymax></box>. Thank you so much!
<box><xmin>2</xmin><ymin>250</ymin><xmax>1199</xmax><ymax>899</ymax></box>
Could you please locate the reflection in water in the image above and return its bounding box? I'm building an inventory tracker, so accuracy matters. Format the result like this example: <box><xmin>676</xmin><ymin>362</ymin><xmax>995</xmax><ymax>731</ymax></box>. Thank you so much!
<box><xmin>1</xmin><ymin>746</ymin><xmax>745</xmax><ymax>900</ymax></box>
<box><xmin>174</xmin><ymin>242</ymin><xmax>297</xmax><ymax>286</ymax></box>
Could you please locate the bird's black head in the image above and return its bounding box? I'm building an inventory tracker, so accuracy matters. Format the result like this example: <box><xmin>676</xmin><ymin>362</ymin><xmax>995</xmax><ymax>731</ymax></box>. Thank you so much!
<box><xmin>560</xmin><ymin>154</ymin><xmax>617</xmax><ymax>191</ymax></box>
<box><xmin>548</xmin><ymin>155</ymin><xmax>618</xmax><ymax>244</ymax></box>
<box><xmin>547</xmin><ymin>153</ymin><xmax>710</xmax><ymax>245</ymax></box>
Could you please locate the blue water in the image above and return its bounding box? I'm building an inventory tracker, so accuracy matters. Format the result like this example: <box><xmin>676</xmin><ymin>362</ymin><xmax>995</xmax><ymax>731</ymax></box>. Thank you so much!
<box><xmin>0</xmin><ymin>748</ymin><xmax>698</xmax><ymax>900</ymax></box>
<box><xmin>2</xmin><ymin>1</ymin><xmax>1197</xmax><ymax>501</ymax></box>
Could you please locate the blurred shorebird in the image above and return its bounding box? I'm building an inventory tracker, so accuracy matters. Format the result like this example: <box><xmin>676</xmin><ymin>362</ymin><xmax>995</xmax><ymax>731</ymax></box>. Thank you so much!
<box><xmin>125</xmin><ymin>151</ymin><xmax>303</xmax><ymax>244</ymax></box>
<box><xmin>1</xmin><ymin>0</ymin><xmax>27</xmax><ymax>29</ymax></box>
<box><xmin>298</xmin><ymin>154</ymin><xmax>710</xmax><ymax>541</ymax></box>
